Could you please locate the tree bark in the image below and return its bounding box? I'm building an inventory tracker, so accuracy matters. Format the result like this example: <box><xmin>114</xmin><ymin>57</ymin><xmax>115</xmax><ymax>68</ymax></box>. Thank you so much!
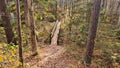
<box><xmin>24</xmin><ymin>0</ymin><xmax>30</xmax><ymax>27</ymax></box>
<box><xmin>16</xmin><ymin>0</ymin><xmax>23</xmax><ymax>65</ymax></box>
<box><xmin>29</xmin><ymin>0</ymin><xmax>38</xmax><ymax>54</ymax></box>
<box><xmin>84</xmin><ymin>0</ymin><xmax>101</xmax><ymax>65</ymax></box>
<box><xmin>0</xmin><ymin>0</ymin><xmax>15</xmax><ymax>44</ymax></box>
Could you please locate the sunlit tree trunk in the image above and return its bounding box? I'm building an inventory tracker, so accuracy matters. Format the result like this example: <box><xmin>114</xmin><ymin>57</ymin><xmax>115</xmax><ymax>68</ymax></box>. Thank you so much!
<box><xmin>105</xmin><ymin>0</ymin><xmax>120</xmax><ymax>15</ymax></box>
<box><xmin>16</xmin><ymin>0</ymin><xmax>23</xmax><ymax>65</ymax></box>
<box><xmin>105</xmin><ymin>0</ymin><xmax>112</xmax><ymax>15</ymax></box>
<box><xmin>0</xmin><ymin>0</ymin><xmax>15</xmax><ymax>44</ymax></box>
<box><xmin>83</xmin><ymin>0</ymin><xmax>101</xmax><ymax>65</ymax></box>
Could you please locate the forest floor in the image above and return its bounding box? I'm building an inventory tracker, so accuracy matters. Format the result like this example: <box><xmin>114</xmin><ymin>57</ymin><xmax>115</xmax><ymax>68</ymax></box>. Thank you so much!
<box><xmin>25</xmin><ymin>45</ymin><xmax>85</xmax><ymax>68</ymax></box>
<box><xmin>24</xmin><ymin>45</ymin><xmax>99</xmax><ymax>68</ymax></box>
<box><xmin>25</xmin><ymin>45</ymin><xmax>66</xmax><ymax>68</ymax></box>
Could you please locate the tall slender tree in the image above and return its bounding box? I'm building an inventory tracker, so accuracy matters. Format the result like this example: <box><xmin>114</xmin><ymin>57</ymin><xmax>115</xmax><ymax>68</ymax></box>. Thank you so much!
<box><xmin>24</xmin><ymin>0</ymin><xmax>30</xmax><ymax>27</ymax></box>
<box><xmin>16</xmin><ymin>0</ymin><xmax>23</xmax><ymax>65</ymax></box>
<box><xmin>83</xmin><ymin>0</ymin><xmax>101</xmax><ymax>65</ymax></box>
<box><xmin>29</xmin><ymin>0</ymin><xmax>38</xmax><ymax>55</ymax></box>
<box><xmin>55</xmin><ymin>0</ymin><xmax>57</xmax><ymax>21</ymax></box>
<box><xmin>0</xmin><ymin>0</ymin><xmax>15</xmax><ymax>44</ymax></box>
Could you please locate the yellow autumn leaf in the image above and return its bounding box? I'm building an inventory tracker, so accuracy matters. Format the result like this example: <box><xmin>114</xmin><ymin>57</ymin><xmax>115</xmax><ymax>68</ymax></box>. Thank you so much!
<box><xmin>19</xmin><ymin>62</ymin><xmax>23</xmax><ymax>66</ymax></box>
<box><xmin>10</xmin><ymin>50</ymin><xmax>15</xmax><ymax>56</ymax></box>
<box><xmin>2</xmin><ymin>55</ymin><xmax>7</xmax><ymax>60</ymax></box>
<box><xmin>111</xmin><ymin>56</ymin><xmax>116</xmax><ymax>59</ymax></box>
<box><xmin>10</xmin><ymin>59</ymin><xmax>15</xmax><ymax>62</ymax></box>
<box><xmin>0</xmin><ymin>55</ymin><xmax>3</xmax><ymax>62</ymax></box>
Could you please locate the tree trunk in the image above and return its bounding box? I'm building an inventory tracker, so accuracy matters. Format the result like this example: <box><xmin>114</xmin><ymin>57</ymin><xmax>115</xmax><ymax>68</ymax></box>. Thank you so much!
<box><xmin>29</xmin><ymin>0</ymin><xmax>38</xmax><ymax>54</ymax></box>
<box><xmin>118</xmin><ymin>14</ymin><xmax>120</xmax><ymax>28</ymax></box>
<box><xmin>117</xmin><ymin>1</ymin><xmax>120</xmax><ymax>28</ymax></box>
<box><xmin>55</xmin><ymin>0</ymin><xmax>57</xmax><ymax>21</ymax></box>
<box><xmin>16</xmin><ymin>0</ymin><xmax>23</xmax><ymax>65</ymax></box>
<box><xmin>24</xmin><ymin>0</ymin><xmax>30</xmax><ymax>27</ymax></box>
<box><xmin>83</xmin><ymin>0</ymin><xmax>101</xmax><ymax>65</ymax></box>
<box><xmin>0</xmin><ymin>0</ymin><xmax>15</xmax><ymax>44</ymax></box>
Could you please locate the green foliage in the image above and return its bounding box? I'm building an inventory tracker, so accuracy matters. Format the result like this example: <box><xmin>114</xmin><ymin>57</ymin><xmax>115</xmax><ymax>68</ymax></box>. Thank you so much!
<box><xmin>44</xmin><ymin>13</ymin><xmax>56</xmax><ymax>22</ymax></box>
<box><xmin>34</xmin><ymin>0</ymin><xmax>57</xmax><ymax>22</ymax></box>
<box><xmin>0</xmin><ymin>43</ymin><xmax>19</xmax><ymax>68</ymax></box>
<box><xmin>115</xmin><ymin>29</ymin><xmax>120</xmax><ymax>36</ymax></box>
<box><xmin>102</xmin><ymin>50</ymin><xmax>120</xmax><ymax>67</ymax></box>
<box><xmin>63</xmin><ymin>13</ymin><xmax>89</xmax><ymax>47</ymax></box>
<box><xmin>0</xmin><ymin>16</ymin><xmax>2</xmax><ymax>26</ymax></box>
<box><xmin>65</xmin><ymin>44</ymin><xmax>82</xmax><ymax>61</ymax></box>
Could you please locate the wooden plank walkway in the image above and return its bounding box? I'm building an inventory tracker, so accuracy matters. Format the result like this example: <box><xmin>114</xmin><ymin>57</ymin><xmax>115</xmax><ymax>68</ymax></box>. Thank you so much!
<box><xmin>51</xmin><ymin>20</ymin><xmax>61</xmax><ymax>46</ymax></box>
